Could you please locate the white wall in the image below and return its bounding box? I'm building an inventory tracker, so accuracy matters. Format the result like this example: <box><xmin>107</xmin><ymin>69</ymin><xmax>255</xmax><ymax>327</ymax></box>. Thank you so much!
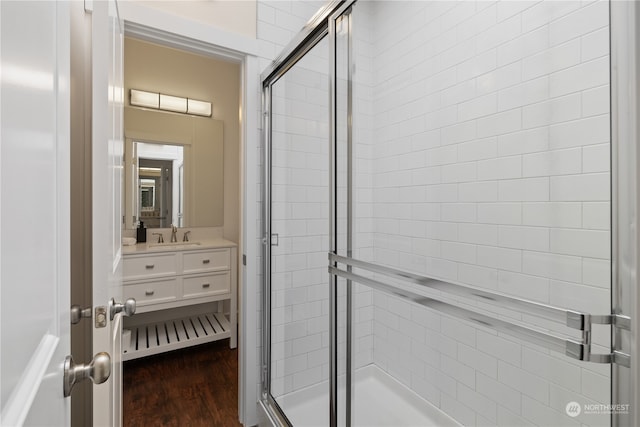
<box><xmin>127</xmin><ymin>0</ymin><xmax>258</xmax><ymax>39</ymax></box>
<box><xmin>347</xmin><ymin>1</ymin><xmax>611</xmax><ymax>426</ymax></box>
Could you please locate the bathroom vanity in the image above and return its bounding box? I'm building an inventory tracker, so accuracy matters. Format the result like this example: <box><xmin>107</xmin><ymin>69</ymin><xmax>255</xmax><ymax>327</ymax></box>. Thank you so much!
<box><xmin>121</xmin><ymin>238</ymin><xmax>237</xmax><ymax>360</ymax></box>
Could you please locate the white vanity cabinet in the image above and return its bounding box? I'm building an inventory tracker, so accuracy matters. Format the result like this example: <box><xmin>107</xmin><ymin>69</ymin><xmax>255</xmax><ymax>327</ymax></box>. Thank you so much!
<box><xmin>121</xmin><ymin>241</ymin><xmax>237</xmax><ymax>361</ymax></box>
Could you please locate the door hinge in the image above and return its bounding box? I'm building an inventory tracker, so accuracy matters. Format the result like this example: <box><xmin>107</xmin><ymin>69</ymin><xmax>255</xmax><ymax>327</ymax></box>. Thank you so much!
<box><xmin>242</xmin><ymin>254</ymin><xmax>247</xmax><ymax>266</ymax></box>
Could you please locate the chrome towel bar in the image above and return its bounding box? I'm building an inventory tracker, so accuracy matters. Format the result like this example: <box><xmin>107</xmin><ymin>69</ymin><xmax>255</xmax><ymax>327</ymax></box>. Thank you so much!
<box><xmin>329</xmin><ymin>253</ymin><xmax>631</xmax><ymax>367</ymax></box>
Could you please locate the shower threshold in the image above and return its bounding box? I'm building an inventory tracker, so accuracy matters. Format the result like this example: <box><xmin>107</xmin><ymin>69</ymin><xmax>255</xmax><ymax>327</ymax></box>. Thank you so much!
<box><xmin>275</xmin><ymin>365</ymin><xmax>461</xmax><ymax>426</ymax></box>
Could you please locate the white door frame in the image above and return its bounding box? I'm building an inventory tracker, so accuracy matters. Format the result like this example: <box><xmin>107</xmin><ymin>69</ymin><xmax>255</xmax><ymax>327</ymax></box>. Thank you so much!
<box><xmin>115</xmin><ymin>3</ymin><xmax>261</xmax><ymax>426</ymax></box>
<box><xmin>90</xmin><ymin>0</ymin><xmax>125</xmax><ymax>425</ymax></box>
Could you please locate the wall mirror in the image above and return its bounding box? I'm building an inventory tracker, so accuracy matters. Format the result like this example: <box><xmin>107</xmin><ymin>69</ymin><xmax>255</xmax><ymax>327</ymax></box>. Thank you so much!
<box><xmin>124</xmin><ymin>107</ymin><xmax>224</xmax><ymax>229</ymax></box>
<box><xmin>134</xmin><ymin>143</ymin><xmax>183</xmax><ymax>228</ymax></box>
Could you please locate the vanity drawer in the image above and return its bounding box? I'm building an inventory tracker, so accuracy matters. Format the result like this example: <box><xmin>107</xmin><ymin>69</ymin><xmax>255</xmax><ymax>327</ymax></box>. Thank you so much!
<box><xmin>124</xmin><ymin>279</ymin><xmax>178</xmax><ymax>306</ymax></box>
<box><xmin>183</xmin><ymin>249</ymin><xmax>230</xmax><ymax>274</ymax></box>
<box><xmin>182</xmin><ymin>272</ymin><xmax>230</xmax><ymax>299</ymax></box>
<box><xmin>123</xmin><ymin>253</ymin><xmax>177</xmax><ymax>280</ymax></box>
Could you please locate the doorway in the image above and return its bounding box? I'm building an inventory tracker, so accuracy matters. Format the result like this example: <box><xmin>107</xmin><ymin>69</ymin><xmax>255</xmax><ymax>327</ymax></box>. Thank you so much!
<box><xmin>69</xmin><ymin>2</ymin><xmax>261</xmax><ymax>425</ymax></box>
<box><xmin>120</xmin><ymin>34</ymin><xmax>243</xmax><ymax>425</ymax></box>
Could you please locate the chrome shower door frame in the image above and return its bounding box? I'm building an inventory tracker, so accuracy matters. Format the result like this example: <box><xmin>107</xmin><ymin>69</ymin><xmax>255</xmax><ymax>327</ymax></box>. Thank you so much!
<box><xmin>328</xmin><ymin>2</ymin><xmax>357</xmax><ymax>426</ymax></box>
<box><xmin>610</xmin><ymin>1</ymin><xmax>640</xmax><ymax>425</ymax></box>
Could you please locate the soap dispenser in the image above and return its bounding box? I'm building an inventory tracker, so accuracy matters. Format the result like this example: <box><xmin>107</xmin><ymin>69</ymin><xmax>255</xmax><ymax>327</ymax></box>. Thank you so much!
<box><xmin>136</xmin><ymin>221</ymin><xmax>147</xmax><ymax>243</ymax></box>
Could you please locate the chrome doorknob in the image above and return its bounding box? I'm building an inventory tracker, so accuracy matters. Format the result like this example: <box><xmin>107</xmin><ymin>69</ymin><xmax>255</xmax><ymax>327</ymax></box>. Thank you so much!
<box><xmin>63</xmin><ymin>352</ymin><xmax>111</xmax><ymax>397</ymax></box>
<box><xmin>70</xmin><ymin>305</ymin><xmax>92</xmax><ymax>325</ymax></box>
<box><xmin>110</xmin><ymin>297</ymin><xmax>136</xmax><ymax>320</ymax></box>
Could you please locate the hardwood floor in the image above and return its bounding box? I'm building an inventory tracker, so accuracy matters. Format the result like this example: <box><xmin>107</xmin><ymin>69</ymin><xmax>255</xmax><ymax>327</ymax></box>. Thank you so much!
<box><xmin>123</xmin><ymin>339</ymin><xmax>241</xmax><ymax>427</ymax></box>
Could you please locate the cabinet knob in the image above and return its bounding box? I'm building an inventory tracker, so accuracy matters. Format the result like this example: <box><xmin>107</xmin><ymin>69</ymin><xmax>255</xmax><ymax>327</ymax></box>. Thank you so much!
<box><xmin>145</xmin><ymin>290</ymin><xmax>155</xmax><ymax>296</ymax></box>
<box><xmin>145</xmin><ymin>264</ymin><xmax>155</xmax><ymax>269</ymax></box>
<box><xmin>202</xmin><ymin>283</ymin><xmax>210</xmax><ymax>288</ymax></box>
<box><xmin>202</xmin><ymin>259</ymin><xmax>210</xmax><ymax>264</ymax></box>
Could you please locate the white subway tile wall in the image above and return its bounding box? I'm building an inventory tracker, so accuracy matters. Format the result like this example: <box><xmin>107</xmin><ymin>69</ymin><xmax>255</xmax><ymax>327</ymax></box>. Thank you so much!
<box><xmin>348</xmin><ymin>0</ymin><xmax>610</xmax><ymax>426</ymax></box>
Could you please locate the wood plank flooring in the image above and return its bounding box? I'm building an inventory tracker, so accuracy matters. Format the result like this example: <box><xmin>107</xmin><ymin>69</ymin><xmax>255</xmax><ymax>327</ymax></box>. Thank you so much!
<box><xmin>123</xmin><ymin>339</ymin><xmax>241</xmax><ymax>427</ymax></box>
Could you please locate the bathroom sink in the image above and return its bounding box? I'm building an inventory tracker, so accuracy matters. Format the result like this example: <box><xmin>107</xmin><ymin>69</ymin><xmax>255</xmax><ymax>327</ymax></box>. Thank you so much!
<box><xmin>148</xmin><ymin>241</ymin><xmax>201</xmax><ymax>250</ymax></box>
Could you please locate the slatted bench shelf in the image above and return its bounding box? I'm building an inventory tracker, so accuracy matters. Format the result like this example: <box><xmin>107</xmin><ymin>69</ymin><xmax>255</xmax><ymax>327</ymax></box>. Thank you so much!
<box><xmin>123</xmin><ymin>312</ymin><xmax>231</xmax><ymax>361</ymax></box>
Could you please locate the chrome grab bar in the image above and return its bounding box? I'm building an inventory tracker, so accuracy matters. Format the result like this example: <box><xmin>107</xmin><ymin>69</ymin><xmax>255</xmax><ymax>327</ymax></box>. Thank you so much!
<box><xmin>329</xmin><ymin>253</ymin><xmax>629</xmax><ymax>332</ymax></box>
<box><xmin>329</xmin><ymin>253</ymin><xmax>631</xmax><ymax>367</ymax></box>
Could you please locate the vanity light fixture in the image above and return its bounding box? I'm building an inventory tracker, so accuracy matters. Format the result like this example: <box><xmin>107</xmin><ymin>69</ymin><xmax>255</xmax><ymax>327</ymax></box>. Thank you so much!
<box><xmin>129</xmin><ymin>89</ymin><xmax>212</xmax><ymax>117</ymax></box>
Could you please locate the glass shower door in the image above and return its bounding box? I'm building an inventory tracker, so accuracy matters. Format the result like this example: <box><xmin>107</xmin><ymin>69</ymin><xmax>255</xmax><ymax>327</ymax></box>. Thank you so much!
<box><xmin>329</xmin><ymin>1</ymin><xmax>629</xmax><ymax>427</ymax></box>
<box><xmin>263</xmin><ymin>35</ymin><xmax>331</xmax><ymax>426</ymax></box>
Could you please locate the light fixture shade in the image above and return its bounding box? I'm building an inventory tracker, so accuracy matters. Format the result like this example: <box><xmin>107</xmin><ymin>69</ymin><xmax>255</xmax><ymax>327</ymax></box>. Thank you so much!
<box><xmin>160</xmin><ymin>94</ymin><xmax>187</xmax><ymax>113</ymax></box>
<box><xmin>131</xmin><ymin>89</ymin><xmax>211</xmax><ymax>118</ymax></box>
<box><xmin>130</xmin><ymin>89</ymin><xmax>159</xmax><ymax>109</ymax></box>
<box><xmin>187</xmin><ymin>99</ymin><xmax>212</xmax><ymax>117</ymax></box>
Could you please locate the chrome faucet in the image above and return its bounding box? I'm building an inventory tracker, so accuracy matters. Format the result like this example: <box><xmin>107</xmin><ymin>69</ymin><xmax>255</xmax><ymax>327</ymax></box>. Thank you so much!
<box><xmin>152</xmin><ymin>232</ymin><xmax>164</xmax><ymax>243</ymax></box>
<box><xmin>183</xmin><ymin>230</ymin><xmax>191</xmax><ymax>242</ymax></box>
<box><xmin>171</xmin><ymin>225</ymin><xmax>178</xmax><ymax>243</ymax></box>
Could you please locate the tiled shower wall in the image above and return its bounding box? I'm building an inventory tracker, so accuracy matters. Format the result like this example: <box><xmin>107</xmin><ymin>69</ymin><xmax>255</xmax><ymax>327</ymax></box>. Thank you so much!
<box><xmin>350</xmin><ymin>1</ymin><xmax>611</xmax><ymax>426</ymax></box>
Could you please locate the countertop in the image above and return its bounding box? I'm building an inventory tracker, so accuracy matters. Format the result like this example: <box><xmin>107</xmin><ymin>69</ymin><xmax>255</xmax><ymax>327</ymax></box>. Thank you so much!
<box><xmin>122</xmin><ymin>237</ymin><xmax>237</xmax><ymax>255</ymax></box>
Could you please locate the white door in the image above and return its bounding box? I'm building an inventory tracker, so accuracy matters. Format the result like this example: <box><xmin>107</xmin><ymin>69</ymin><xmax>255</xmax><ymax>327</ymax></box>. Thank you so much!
<box><xmin>1</xmin><ymin>1</ymin><xmax>126</xmax><ymax>425</ymax></box>
<box><xmin>0</xmin><ymin>1</ymin><xmax>72</xmax><ymax>426</ymax></box>
<box><xmin>91</xmin><ymin>0</ymin><xmax>126</xmax><ymax>426</ymax></box>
